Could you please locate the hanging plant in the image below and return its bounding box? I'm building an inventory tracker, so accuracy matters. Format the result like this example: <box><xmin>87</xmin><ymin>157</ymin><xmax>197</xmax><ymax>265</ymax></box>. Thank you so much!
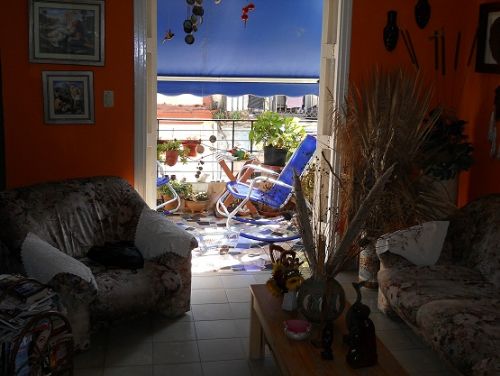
<box><xmin>181</xmin><ymin>138</ymin><xmax>201</xmax><ymax>157</ymax></box>
<box><xmin>157</xmin><ymin>140</ymin><xmax>188</xmax><ymax>166</ymax></box>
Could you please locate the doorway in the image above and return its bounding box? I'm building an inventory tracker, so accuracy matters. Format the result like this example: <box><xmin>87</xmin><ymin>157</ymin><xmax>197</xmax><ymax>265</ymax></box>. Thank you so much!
<box><xmin>133</xmin><ymin>0</ymin><xmax>353</xmax><ymax>207</ymax></box>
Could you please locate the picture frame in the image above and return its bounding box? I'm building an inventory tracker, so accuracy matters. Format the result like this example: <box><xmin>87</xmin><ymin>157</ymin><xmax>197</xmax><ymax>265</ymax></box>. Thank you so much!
<box><xmin>42</xmin><ymin>71</ymin><xmax>94</xmax><ymax>124</ymax></box>
<box><xmin>29</xmin><ymin>0</ymin><xmax>105</xmax><ymax>66</ymax></box>
<box><xmin>476</xmin><ymin>2</ymin><xmax>500</xmax><ymax>74</ymax></box>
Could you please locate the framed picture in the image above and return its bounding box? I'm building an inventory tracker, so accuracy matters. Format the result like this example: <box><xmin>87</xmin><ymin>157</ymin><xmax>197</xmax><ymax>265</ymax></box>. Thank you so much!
<box><xmin>476</xmin><ymin>2</ymin><xmax>500</xmax><ymax>74</ymax></box>
<box><xmin>42</xmin><ymin>71</ymin><xmax>94</xmax><ymax>124</ymax></box>
<box><xmin>29</xmin><ymin>0</ymin><xmax>105</xmax><ymax>66</ymax></box>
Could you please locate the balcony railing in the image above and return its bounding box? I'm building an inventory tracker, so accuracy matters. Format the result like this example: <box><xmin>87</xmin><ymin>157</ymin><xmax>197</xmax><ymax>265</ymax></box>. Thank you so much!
<box><xmin>157</xmin><ymin>117</ymin><xmax>317</xmax><ymax>183</ymax></box>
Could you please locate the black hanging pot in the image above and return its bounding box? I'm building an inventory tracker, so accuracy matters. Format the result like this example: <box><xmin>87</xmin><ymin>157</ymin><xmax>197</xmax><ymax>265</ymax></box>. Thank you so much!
<box><xmin>192</xmin><ymin>5</ymin><xmax>204</xmax><ymax>16</ymax></box>
<box><xmin>183</xmin><ymin>19</ymin><xmax>193</xmax><ymax>33</ymax></box>
<box><xmin>185</xmin><ymin>34</ymin><xmax>195</xmax><ymax>45</ymax></box>
<box><xmin>263</xmin><ymin>145</ymin><xmax>288</xmax><ymax>167</ymax></box>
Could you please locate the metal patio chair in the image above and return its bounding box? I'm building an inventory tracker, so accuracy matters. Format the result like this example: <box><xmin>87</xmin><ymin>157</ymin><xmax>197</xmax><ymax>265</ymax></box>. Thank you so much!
<box><xmin>216</xmin><ymin>135</ymin><xmax>316</xmax><ymax>237</ymax></box>
<box><xmin>155</xmin><ymin>160</ymin><xmax>180</xmax><ymax>213</ymax></box>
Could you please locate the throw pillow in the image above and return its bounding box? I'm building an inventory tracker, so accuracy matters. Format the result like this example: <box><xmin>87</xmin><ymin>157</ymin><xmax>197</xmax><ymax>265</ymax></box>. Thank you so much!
<box><xmin>21</xmin><ymin>232</ymin><xmax>97</xmax><ymax>288</ymax></box>
<box><xmin>375</xmin><ymin>221</ymin><xmax>450</xmax><ymax>266</ymax></box>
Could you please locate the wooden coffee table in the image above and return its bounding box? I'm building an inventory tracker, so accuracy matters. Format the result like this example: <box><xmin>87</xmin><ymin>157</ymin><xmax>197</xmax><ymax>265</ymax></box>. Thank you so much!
<box><xmin>249</xmin><ymin>284</ymin><xmax>407</xmax><ymax>376</ymax></box>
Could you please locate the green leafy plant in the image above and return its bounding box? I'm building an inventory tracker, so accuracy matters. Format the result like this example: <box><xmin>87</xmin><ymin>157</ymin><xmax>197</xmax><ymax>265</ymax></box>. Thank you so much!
<box><xmin>157</xmin><ymin>140</ymin><xmax>188</xmax><ymax>164</ymax></box>
<box><xmin>420</xmin><ymin>111</ymin><xmax>474</xmax><ymax>180</ymax></box>
<box><xmin>249</xmin><ymin>112</ymin><xmax>306</xmax><ymax>150</ymax></box>
<box><xmin>186</xmin><ymin>191</ymin><xmax>209</xmax><ymax>201</ymax></box>
<box><xmin>212</xmin><ymin>109</ymin><xmax>245</xmax><ymax>120</ymax></box>
<box><xmin>167</xmin><ymin>180</ymin><xmax>193</xmax><ymax>199</ymax></box>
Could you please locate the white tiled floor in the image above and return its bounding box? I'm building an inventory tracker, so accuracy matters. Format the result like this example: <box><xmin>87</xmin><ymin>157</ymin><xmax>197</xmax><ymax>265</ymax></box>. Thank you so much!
<box><xmin>74</xmin><ymin>271</ymin><xmax>458</xmax><ymax>376</ymax></box>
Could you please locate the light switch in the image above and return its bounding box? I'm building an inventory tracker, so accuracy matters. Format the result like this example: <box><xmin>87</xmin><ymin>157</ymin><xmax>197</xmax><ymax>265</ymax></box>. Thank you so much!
<box><xmin>103</xmin><ymin>90</ymin><xmax>114</xmax><ymax>108</ymax></box>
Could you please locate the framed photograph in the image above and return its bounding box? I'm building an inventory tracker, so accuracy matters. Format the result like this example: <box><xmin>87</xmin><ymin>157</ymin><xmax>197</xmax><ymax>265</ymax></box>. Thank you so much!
<box><xmin>476</xmin><ymin>2</ymin><xmax>500</xmax><ymax>74</ymax></box>
<box><xmin>29</xmin><ymin>0</ymin><xmax>105</xmax><ymax>66</ymax></box>
<box><xmin>42</xmin><ymin>71</ymin><xmax>94</xmax><ymax>124</ymax></box>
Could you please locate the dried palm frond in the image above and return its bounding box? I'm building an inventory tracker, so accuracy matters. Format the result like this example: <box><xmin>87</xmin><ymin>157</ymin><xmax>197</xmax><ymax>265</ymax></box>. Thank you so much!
<box><xmin>337</xmin><ymin>68</ymin><xmax>455</xmax><ymax>240</ymax></box>
<box><xmin>294</xmin><ymin>161</ymin><xmax>395</xmax><ymax>278</ymax></box>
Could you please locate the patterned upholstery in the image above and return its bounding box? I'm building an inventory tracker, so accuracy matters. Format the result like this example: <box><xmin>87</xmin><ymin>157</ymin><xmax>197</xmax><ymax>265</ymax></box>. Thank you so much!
<box><xmin>0</xmin><ymin>176</ymin><xmax>197</xmax><ymax>350</ymax></box>
<box><xmin>378</xmin><ymin>194</ymin><xmax>500</xmax><ymax>376</ymax></box>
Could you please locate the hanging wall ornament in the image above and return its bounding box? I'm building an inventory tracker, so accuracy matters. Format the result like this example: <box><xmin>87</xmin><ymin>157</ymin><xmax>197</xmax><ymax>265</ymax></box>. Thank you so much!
<box><xmin>241</xmin><ymin>2</ymin><xmax>255</xmax><ymax>28</ymax></box>
<box><xmin>184</xmin><ymin>0</ymin><xmax>204</xmax><ymax>44</ymax></box>
<box><xmin>415</xmin><ymin>0</ymin><xmax>431</xmax><ymax>29</ymax></box>
<box><xmin>383</xmin><ymin>11</ymin><xmax>399</xmax><ymax>52</ymax></box>
<box><xmin>162</xmin><ymin>29</ymin><xmax>175</xmax><ymax>43</ymax></box>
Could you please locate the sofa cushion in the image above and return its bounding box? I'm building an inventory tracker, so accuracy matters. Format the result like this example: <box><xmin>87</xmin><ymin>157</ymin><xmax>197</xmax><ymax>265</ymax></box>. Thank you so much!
<box><xmin>378</xmin><ymin>264</ymin><xmax>497</xmax><ymax>325</ymax></box>
<box><xmin>416</xmin><ymin>298</ymin><xmax>500</xmax><ymax>376</ymax></box>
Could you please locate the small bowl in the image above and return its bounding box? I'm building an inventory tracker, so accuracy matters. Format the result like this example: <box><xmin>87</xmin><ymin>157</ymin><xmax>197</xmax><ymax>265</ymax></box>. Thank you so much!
<box><xmin>283</xmin><ymin>319</ymin><xmax>312</xmax><ymax>341</ymax></box>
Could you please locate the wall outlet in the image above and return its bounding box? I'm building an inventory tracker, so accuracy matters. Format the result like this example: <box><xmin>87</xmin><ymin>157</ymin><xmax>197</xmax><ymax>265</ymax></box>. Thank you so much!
<box><xmin>103</xmin><ymin>90</ymin><xmax>114</xmax><ymax>108</ymax></box>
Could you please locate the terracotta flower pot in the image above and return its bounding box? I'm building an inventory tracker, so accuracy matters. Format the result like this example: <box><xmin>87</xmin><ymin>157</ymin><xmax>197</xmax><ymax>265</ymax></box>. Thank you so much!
<box><xmin>164</xmin><ymin>150</ymin><xmax>179</xmax><ymax>166</ymax></box>
<box><xmin>184</xmin><ymin>200</ymin><xmax>208</xmax><ymax>213</ymax></box>
<box><xmin>181</xmin><ymin>140</ymin><xmax>199</xmax><ymax>157</ymax></box>
<box><xmin>160</xmin><ymin>194</ymin><xmax>178</xmax><ymax>211</ymax></box>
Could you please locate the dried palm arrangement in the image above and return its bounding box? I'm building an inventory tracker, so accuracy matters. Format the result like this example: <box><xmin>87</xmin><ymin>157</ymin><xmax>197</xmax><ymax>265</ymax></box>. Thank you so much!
<box><xmin>294</xmin><ymin>158</ymin><xmax>395</xmax><ymax>279</ymax></box>
<box><xmin>337</xmin><ymin>68</ymin><xmax>455</xmax><ymax>244</ymax></box>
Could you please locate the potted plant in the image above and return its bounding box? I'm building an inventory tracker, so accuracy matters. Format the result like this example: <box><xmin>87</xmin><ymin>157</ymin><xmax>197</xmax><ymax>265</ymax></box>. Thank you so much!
<box><xmin>157</xmin><ymin>179</ymin><xmax>193</xmax><ymax>211</ymax></box>
<box><xmin>337</xmin><ymin>68</ymin><xmax>456</xmax><ymax>287</ymax></box>
<box><xmin>249</xmin><ymin>112</ymin><xmax>306</xmax><ymax>166</ymax></box>
<box><xmin>157</xmin><ymin>140</ymin><xmax>188</xmax><ymax>166</ymax></box>
<box><xmin>181</xmin><ymin>137</ymin><xmax>201</xmax><ymax>157</ymax></box>
<box><xmin>184</xmin><ymin>191</ymin><xmax>209</xmax><ymax>213</ymax></box>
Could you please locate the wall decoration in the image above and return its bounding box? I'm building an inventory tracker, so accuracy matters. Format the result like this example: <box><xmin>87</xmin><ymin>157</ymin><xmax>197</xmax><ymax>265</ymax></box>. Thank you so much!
<box><xmin>476</xmin><ymin>2</ymin><xmax>500</xmax><ymax>74</ymax></box>
<box><xmin>29</xmin><ymin>0</ymin><xmax>105</xmax><ymax>66</ymax></box>
<box><xmin>415</xmin><ymin>0</ymin><xmax>431</xmax><ymax>29</ymax></box>
<box><xmin>42</xmin><ymin>71</ymin><xmax>94</xmax><ymax>124</ymax></box>
<box><xmin>383</xmin><ymin>11</ymin><xmax>399</xmax><ymax>52</ymax></box>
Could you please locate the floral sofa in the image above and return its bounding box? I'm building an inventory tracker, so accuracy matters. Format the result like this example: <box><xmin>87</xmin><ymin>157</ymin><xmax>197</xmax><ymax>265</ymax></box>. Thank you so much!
<box><xmin>0</xmin><ymin>176</ymin><xmax>197</xmax><ymax>350</ymax></box>
<box><xmin>377</xmin><ymin>195</ymin><xmax>500</xmax><ymax>375</ymax></box>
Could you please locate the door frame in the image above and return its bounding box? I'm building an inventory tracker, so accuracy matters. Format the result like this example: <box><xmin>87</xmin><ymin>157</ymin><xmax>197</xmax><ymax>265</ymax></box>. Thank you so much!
<box><xmin>133</xmin><ymin>0</ymin><xmax>353</xmax><ymax>206</ymax></box>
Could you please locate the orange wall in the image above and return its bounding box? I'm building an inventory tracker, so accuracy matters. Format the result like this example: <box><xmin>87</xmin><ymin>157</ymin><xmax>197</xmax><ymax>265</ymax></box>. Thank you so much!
<box><xmin>456</xmin><ymin>0</ymin><xmax>500</xmax><ymax>204</ymax></box>
<box><xmin>350</xmin><ymin>0</ymin><xmax>500</xmax><ymax>205</ymax></box>
<box><xmin>0</xmin><ymin>1</ymin><xmax>134</xmax><ymax>189</ymax></box>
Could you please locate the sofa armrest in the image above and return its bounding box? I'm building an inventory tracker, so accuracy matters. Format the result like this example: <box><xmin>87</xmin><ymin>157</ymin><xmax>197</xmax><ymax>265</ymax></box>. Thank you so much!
<box><xmin>378</xmin><ymin>251</ymin><xmax>413</xmax><ymax>270</ymax></box>
<box><xmin>135</xmin><ymin>209</ymin><xmax>198</xmax><ymax>260</ymax></box>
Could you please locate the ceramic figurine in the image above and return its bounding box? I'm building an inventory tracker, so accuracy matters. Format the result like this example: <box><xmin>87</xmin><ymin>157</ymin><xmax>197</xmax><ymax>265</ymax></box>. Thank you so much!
<box><xmin>415</xmin><ymin>0</ymin><xmax>431</xmax><ymax>29</ymax></box>
<box><xmin>383</xmin><ymin>11</ymin><xmax>399</xmax><ymax>52</ymax></box>
<box><xmin>344</xmin><ymin>282</ymin><xmax>377</xmax><ymax>368</ymax></box>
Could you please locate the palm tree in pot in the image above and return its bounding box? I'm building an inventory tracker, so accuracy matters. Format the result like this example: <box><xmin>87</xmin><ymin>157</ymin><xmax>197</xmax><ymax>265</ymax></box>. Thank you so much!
<box><xmin>337</xmin><ymin>68</ymin><xmax>456</xmax><ymax>288</ymax></box>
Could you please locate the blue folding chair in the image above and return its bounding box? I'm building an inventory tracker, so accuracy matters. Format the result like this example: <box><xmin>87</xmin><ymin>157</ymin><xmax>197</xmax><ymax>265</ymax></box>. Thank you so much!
<box><xmin>155</xmin><ymin>161</ymin><xmax>180</xmax><ymax>213</ymax></box>
<box><xmin>216</xmin><ymin>135</ymin><xmax>317</xmax><ymax>236</ymax></box>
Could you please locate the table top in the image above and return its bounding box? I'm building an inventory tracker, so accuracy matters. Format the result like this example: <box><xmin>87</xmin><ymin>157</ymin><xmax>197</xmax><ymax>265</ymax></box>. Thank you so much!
<box><xmin>250</xmin><ymin>284</ymin><xmax>408</xmax><ymax>376</ymax></box>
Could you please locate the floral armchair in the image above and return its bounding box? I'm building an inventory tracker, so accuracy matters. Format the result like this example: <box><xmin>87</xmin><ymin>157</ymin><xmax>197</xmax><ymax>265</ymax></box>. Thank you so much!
<box><xmin>0</xmin><ymin>176</ymin><xmax>197</xmax><ymax>350</ymax></box>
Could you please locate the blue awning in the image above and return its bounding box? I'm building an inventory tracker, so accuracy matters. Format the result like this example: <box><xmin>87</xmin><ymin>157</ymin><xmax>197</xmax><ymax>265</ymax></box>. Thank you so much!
<box><xmin>157</xmin><ymin>0</ymin><xmax>322</xmax><ymax>96</ymax></box>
